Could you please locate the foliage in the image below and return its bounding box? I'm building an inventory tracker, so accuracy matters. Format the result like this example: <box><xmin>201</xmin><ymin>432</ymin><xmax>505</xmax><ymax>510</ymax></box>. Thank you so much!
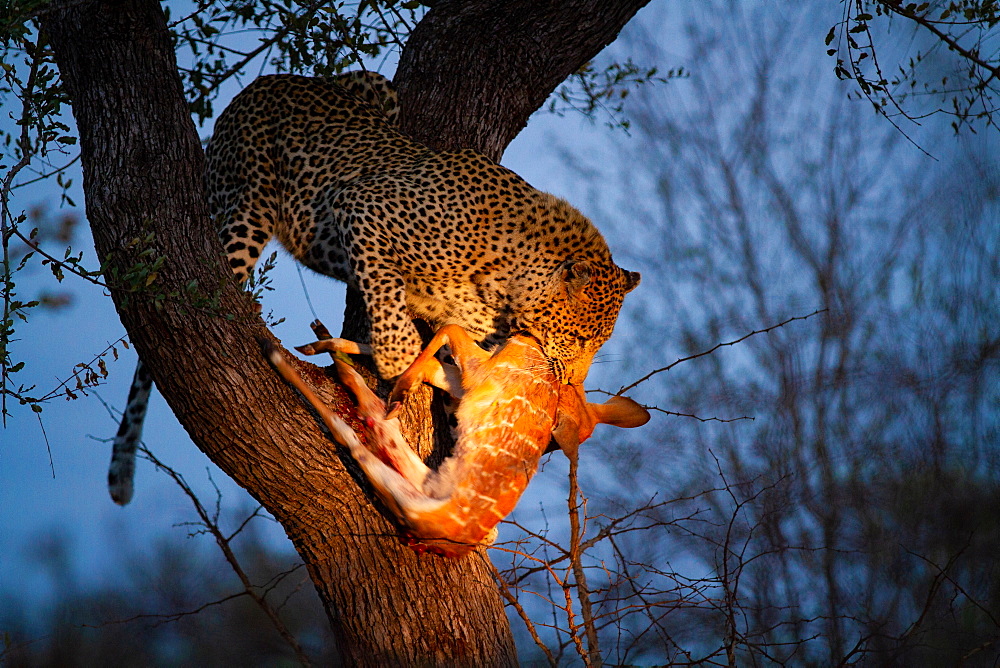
<box><xmin>1</xmin><ymin>27</ymin><xmax>82</xmax><ymax>421</ymax></box>
<box><xmin>166</xmin><ymin>0</ymin><xmax>424</xmax><ymax>123</ymax></box>
<box><xmin>827</xmin><ymin>0</ymin><xmax>1000</xmax><ymax>134</ymax></box>
<box><xmin>549</xmin><ymin>59</ymin><xmax>687</xmax><ymax>131</ymax></box>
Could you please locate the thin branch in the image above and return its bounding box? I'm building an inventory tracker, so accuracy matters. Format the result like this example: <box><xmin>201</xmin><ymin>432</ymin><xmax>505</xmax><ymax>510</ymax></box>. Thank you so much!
<box><xmin>9</xmin><ymin>224</ymin><xmax>106</xmax><ymax>287</ymax></box>
<box><xmin>565</xmin><ymin>451</ymin><xmax>601</xmax><ymax>666</ymax></box>
<box><xmin>490</xmin><ymin>561</ymin><xmax>558</xmax><ymax>667</ymax></box>
<box><xmin>28</xmin><ymin>336</ymin><xmax>128</xmax><ymax>403</ymax></box>
<box><xmin>649</xmin><ymin>406</ymin><xmax>754</xmax><ymax>423</ymax></box>
<box><xmin>585</xmin><ymin>393</ymin><xmax>755</xmax><ymax>423</ymax></box>
<box><xmin>9</xmin><ymin>153</ymin><xmax>81</xmax><ymax>190</ymax></box>
<box><xmin>905</xmin><ymin>543</ymin><xmax>1000</xmax><ymax>631</ymax></box>
<box><xmin>616</xmin><ymin>309</ymin><xmax>827</xmax><ymax>395</ymax></box>
<box><xmin>83</xmin><ymin>591</ymin><xmax>250</xmax><ymax>628</ymax></box>
<box><xmin>876</xmin><ymin>1</ymin><xmax>1000</xmax><ymax>81</ymax></box>
<box><xmin>34</xmin><ymin>409</ymin><xmax>54</xmax><ymax>478</ymax></box>
<box><xmin>140</xmin><ymin>447</ymin><xmax>313</xmax><ymax>667</ymax></box>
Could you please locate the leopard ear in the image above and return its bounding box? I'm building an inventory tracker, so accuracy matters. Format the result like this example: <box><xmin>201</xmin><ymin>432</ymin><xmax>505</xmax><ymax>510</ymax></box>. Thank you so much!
<box><xmin>624</xmin><ymin>269</ymin><xmax>641</xmax><ymax>294</ymax></box>
<box><xmin>562</xmin><ymin>260</ymin><xmax>592</xmax><ymax>299</ymax></box>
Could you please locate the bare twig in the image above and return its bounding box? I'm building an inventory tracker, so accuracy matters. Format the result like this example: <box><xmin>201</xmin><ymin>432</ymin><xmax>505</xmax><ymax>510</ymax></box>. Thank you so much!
<box><xmin>490</xmin><ymin>561</ymin><xmax>558</xmax><ymax>667</ymax></box>
<box><xmin>616</xmin><ymin>309</ymin><xmax>827</xmax><ymax>395</ymax></box>
<box><xmin>140</xmin><ymin>448</ymin><xmax>313</xmax><ymax>667</ymax></box>
<box><xmin>9</xmin><ymin>153</ymin><xmax>81</xmax><ymax>190</ymax></box>
<box><xmin>565</xmin><ymin>451</ymin><xmax>602</xmax><ymax>666</ymax></box>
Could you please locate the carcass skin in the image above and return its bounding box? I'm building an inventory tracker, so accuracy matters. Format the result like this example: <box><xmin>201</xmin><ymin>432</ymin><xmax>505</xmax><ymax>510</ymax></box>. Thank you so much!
<box><xmin>268</xmin><ymin>325</ymin><xmax>649</xmax><ymax>557</ymax></box>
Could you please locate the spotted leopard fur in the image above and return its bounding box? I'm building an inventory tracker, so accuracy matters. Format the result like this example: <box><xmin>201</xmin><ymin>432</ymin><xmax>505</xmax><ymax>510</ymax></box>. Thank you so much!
<box><xmin>109</xmin><ymin>71</ymin><xmax>639</xmax><ymax>505</ymax></box>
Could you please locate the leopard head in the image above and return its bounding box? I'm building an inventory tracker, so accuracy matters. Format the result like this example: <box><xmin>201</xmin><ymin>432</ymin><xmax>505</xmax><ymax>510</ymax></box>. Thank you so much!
<box><xmin>518</xmin><ymin>258</ymin><xmax>640</xmax><ymax>385</ymax></box>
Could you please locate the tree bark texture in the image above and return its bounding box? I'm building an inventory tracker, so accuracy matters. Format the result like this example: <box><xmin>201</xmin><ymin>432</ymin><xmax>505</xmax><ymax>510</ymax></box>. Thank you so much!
<box><xmin>397</xmin><ymin>0</ymin><xmax>652</xmax><ymax>160</ymax></box>
<box><xmin>42</xmin><ymin>0</ymin><xmax>649</xmax><ymax>664</ymax></box>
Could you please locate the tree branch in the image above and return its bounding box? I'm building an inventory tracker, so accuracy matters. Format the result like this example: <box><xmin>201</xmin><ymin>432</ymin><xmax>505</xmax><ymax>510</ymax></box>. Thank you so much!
<box><xmin>616</xmin><ymin>309</ymin><xmax>827</xmax><ymax>395</ymax></box>
<box><xmin>395</xmin><ymin>0</ymin><xmax>653</xmax><ymax>160</ymax></box>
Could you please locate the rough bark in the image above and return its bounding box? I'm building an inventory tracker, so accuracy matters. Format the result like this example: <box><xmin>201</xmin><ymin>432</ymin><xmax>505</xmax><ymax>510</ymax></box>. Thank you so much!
<box><xmin>397</xmin><ymin>0</ymin><xmax>653</xmax><ymax>160</ymax></box>
<box><xmin>42</xmin><ymin>2</ymin><xmax>514</xmax><ymax>664</ymax></box>
<box><xmin>41</xmin><ymin>0</ymin><xmax>649</xmax><ymax>664</ymax></box>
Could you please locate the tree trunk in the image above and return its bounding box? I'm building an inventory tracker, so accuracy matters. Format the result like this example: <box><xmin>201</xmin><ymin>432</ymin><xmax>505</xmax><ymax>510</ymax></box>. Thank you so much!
<box><xmin>42</xmin><ymin>0</ymin><xmax>649</xmax><ymax>664</ymax></box>
<box><xmin>397</xmin><ymin>0</ymin><xmax>654</xmax><ymax>160</ymax></box>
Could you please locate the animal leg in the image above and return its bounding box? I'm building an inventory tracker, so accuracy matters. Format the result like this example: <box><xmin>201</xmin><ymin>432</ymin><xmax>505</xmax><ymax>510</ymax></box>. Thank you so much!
<box><xmin>214</xmin><ymin>191</ymin><xmax>275</xmax><ymax>284</ymax></box>
<box><xmin>331</xmin><ymin>359</ymin><xmax>485</xmax><ymax>555</ymax></box>
<box><xmin>332</xmin><ymin>359</ymin><xmax>431</xmax><ymax>486</ymax></box>
<box><xmin>387</xmin><ymin>324</ymin><xmax>490</xmax><ymax>416</ymax></box>
<box><xmin>292</xmin><ymin>318</ymin><xmax>372</xmax><ymax>357</ymax></box>
<box><xmin>265</xmin><ymin>342</ymin><xmax>369</xmax><ymax>457</ymax></box>
<box><xmin>293</xmin><ymin>331</ymin><xmax>462</xmax><ymax>398</ymax></box>
<box><xmin>346</xmin><ymin>233</ymin><xmax>426</xmax><ymax>379</ymax></box>
<box><xmin>266</xmin><ymin>342</ymin><xmax>433</xmax><ymax>506</ymax></box>
<box><xmin>295</xmin><ymin>337</ymin><xmax>372</xmax><ymax>357</ymax></box>
<box><xmin>269</xmin><ymin>343</ymin><xmax>474</xmax><ymax>553</ymax></box>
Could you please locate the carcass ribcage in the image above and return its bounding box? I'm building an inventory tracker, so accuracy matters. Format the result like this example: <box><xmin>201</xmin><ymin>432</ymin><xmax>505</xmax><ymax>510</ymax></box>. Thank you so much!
<box><xmin>401</xmin><ymin>336</ymin><xmax>559</xmax><ymax>551</ymax></box>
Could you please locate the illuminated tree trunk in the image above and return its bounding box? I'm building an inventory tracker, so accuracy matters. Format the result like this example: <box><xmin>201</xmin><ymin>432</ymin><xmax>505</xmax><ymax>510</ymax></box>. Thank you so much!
<box><xmin>43</xmin><ymin>0</ymin><xmax>648</xmax><ymax>663</ymax></box>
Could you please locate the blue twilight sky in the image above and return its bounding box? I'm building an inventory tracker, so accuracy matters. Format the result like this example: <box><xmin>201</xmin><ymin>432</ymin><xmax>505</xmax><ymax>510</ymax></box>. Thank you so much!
<box><xmin>1</xmin><ymin>0</ymin><xmax>986</xmax><ymax>628</ymax></box>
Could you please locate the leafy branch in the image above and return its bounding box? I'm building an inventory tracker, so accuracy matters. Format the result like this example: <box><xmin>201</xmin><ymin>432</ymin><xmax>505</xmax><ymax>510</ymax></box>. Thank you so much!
<box><xmin>549</xmin><ymin>59</ymin><xmax>686</xmax><ymax>131</ymax></box>
<box><xmin>168</xmin><ymin>0</ymin><xmax>424</xmax><ymax>123</ymax></box>
<box><xmin>825</xmin><ymin>0</ymin><xmax>1000</xmax><ymax>134</ymax></box>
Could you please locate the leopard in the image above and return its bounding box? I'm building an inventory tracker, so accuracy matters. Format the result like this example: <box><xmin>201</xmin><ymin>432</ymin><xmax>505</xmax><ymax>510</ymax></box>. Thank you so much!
<box><xmin>108</xmin><ymin>71</ymin><xmax>640</xmax><ymax>505</ymax></box>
